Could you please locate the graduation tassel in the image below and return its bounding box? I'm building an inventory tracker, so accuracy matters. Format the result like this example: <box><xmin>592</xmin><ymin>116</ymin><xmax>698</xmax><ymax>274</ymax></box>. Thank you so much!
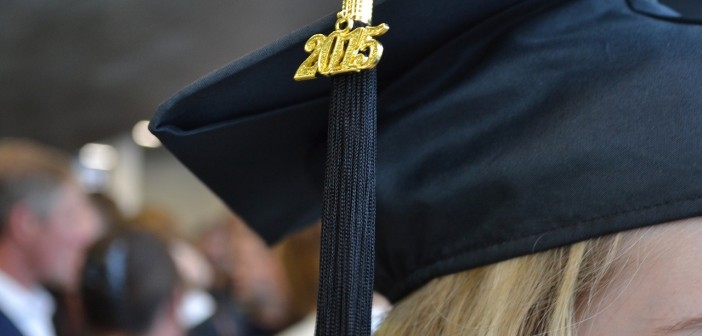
<box><xmin>317</xmin><ymin>68</ymin><xmax>377</xmax><ymax>335</ymax></box>
<box><xmin>294</xmin><ymin>1</ymin><xmax>388</xmax><ymax>335</ymax></box>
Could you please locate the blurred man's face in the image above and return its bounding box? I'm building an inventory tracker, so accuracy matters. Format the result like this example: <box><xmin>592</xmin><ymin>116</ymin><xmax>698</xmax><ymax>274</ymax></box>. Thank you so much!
<box><xmin>227</xmin><ymin>220</ymin><xmax>288</xmax><ymax>327</ymax></box>
<box><xmin>229</xmin><ymin>225</ymin><xmax>282</xmax><ymax>306</ymax></box>
<box><xmin>30</xmin><ymin>182</ymin><xmax>100</xmax><ymax>291</ymax></box>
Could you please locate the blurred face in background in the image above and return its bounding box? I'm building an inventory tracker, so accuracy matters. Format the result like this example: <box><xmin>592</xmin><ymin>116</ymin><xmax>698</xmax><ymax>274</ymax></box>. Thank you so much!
<box><xmin>198</xmin><ymin>222</ymin><xmax>233</xmax><ymax>293</ymax></box>
<box><xmin>28</xmin><ymin>181</ymin><xmax>100</xmax><ymax>291</ymax></box>
<box><xmin>227</xmin><ymin>216</ymin><xmax>288</xmax><ymax>328</ymax></box>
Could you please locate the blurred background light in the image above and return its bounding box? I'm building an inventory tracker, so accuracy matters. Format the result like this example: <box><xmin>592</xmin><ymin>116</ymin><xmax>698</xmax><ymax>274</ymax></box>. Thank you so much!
<box><xmin>132</xmin><ymin>120</ymin><xmax>161</xmax><ymax>148</ymax></box>
<box><xmin>79</xmin><ymin>143</ymin><xmax>119</xmax><ymax>171</ymax></box>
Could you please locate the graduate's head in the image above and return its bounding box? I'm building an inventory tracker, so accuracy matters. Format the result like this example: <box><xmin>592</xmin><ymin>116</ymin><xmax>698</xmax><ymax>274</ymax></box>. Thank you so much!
<box><xmin>151</xmin><ymin>0</ymin><xmax>702</xmax><ymax>334</ymax></box>
<box><xmin>378</xmin><ymin>220</ymin><xmax>702</xmax><ymax>335</ymax></box>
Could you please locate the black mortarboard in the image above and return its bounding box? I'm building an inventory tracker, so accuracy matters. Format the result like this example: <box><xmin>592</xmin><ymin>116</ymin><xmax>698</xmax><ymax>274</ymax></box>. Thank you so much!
<box><xmin>151</xmin><ymin>0</ymin><xmax>702</xmax><ymax>334</ymax></box>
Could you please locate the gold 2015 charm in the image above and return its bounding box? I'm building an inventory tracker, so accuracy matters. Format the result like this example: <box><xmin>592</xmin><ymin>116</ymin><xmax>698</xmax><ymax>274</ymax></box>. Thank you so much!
<box><xmin>294</xmin><ymin>13</ymin><xmax>389</xmax><ymax>81</ymax></box>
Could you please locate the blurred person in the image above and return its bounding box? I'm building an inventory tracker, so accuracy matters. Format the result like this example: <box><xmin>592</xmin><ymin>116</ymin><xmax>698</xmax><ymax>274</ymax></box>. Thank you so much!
<box><xmin>89</xmin><ymin>192</ymin><xmax>127</xmax><ymax>236</ymax></box>
<box><xmin>128</xmin><ymin>206</ymin><xmax>216</xmax><ymax>334</ymax></box>
<box><xmin>273</xmin><ymin>224</ymin><xmax>320</xmax><ymax>336</ymax></box>
<box><xmin>128</xmin><ymin>206</ymin><xmax>182</xmax><ymax>242</ymax></box>
<box><xmin>0</xmin><ymin>138</ymin><xmax>99</xmax><ymax>336</ymax></box>
<box><xmin>81</xmin><ymin>229</ymin><xmax>183</xmax><ymax>336</ymax></box>
<box><xmin>193</xmin><ymin>218</ymin><xmax>247</xmax><ymax>336</ymax></box>
<box><xmin>194</xmin><ymin>214</ymin><xmax>289</xmax><ymax>335</ymax></box>
<box><xmin>192</xmin><ymin>220</ymin><xmax>231</xmax><ymax>334</ymax></box>
<box><xmin>196</xmin><ymin>221</ymin><xmax>232</xmax><ymax>292</ymax></box>
<box><xmin>51</xmin><ymin>192</ymin><xmax>126</xmax><ymax>336</ymax></box>
<box><xmin>273</xmin><ymin>223</ymin><xmax>390</xmax><ymax>336</ymax></box>
<box><xmin>227</xmin><ymin>214</ymin><xmax>289</xmax><ymax>333</ymax></box>
<box><xmin>129</xmin><ymin>207</ymin><xmax>214</xmax><ymax>291</ymax></box>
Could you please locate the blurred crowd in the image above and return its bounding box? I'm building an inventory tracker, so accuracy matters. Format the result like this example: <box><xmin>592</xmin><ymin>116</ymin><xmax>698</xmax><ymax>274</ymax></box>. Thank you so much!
<box><xmin>0</xmin><ymin>138</ymin><xmax>381</xmax><ymax>336</ymax></box>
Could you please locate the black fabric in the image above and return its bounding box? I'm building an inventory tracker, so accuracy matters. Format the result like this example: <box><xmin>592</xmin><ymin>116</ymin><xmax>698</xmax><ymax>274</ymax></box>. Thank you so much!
<box><xmin>151</xmin><ymin>0</ymin><xmax>702</xmax><ymax>303</ymax></box>
<box><xmin>151</xmin><ymin>0</ymin><xmax>526</xmax><ymax>244</ymax></box>
<box><xmin>316</xmin><ymin>70</ymin><xmax>376</xmax><ymax>336</ymax></box>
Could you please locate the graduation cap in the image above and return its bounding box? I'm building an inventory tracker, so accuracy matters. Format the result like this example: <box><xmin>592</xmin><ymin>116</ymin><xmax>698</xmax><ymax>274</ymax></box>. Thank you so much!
<box><xmin>151</xmin><ymin>0</ymin><xmax>702</xmax><ymax>334</ymax></box>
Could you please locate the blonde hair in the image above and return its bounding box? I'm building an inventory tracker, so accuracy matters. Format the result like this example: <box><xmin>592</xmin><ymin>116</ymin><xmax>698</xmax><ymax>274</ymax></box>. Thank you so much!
<box><xmin>376</xmin><ymin>233</ymin><xmax>632</xmax><ymax>336</ymax></box>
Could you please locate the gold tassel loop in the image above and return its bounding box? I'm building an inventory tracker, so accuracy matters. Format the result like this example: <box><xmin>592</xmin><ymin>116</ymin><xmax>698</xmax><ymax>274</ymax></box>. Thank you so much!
<box><xmin>342</xmin><ymin>0</ymin><xmax>373</xmax><ymax>24</ymax></box>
